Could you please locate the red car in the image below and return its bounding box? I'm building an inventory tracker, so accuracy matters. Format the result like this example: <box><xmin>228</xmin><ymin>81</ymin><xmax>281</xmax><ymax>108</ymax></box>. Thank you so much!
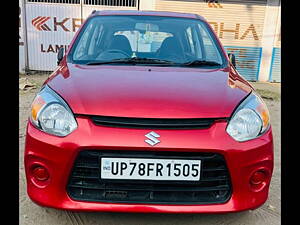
<box><xmin>24</xmin><ymin>10</ymin><xmax>273</xmax><ymax>213</ymax></box>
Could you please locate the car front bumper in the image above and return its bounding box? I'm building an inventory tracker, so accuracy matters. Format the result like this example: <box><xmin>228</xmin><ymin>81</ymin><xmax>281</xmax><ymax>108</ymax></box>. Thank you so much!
<box><xmin>24</xmin><ymin>116</ymin><xmax>273</xmax><ymax>213</ymax></box>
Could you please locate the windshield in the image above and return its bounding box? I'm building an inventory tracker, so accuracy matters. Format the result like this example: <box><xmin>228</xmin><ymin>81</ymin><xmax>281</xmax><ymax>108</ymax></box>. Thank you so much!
<box><xmin>68</xmin><ymin>15</ymin><xmax>226</xmax><ymax>67</ymax></box>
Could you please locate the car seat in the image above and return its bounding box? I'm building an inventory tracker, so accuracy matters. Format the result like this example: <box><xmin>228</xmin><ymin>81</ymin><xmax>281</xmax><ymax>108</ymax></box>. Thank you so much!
<box><xmin>108</xmin><ymin>35</ymin><xmax>133</xmax><ymax>56</ymax></box>
<box><xmin>156</xmin><ymin>36</ymin><xmax>184</xmax><ymax>61</ymax></box>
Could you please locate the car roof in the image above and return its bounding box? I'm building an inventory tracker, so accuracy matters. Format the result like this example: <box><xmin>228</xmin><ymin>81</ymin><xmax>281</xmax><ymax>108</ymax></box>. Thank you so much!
<box><xmin>90</xmin><ymin>10</ymin><xmax>206</xmax><ymax>21</ymax></box>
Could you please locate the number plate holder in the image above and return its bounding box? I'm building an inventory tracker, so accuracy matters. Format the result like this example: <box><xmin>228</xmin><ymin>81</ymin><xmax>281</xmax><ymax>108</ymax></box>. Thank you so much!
<box><xmin>101</xmin><ymin>157</ymin><xmax>201</xmax><ymax>181</ymax></box>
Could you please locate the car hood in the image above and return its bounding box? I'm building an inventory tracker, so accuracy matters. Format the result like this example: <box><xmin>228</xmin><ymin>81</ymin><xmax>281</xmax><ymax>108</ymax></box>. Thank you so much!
<box><xmin>46</xmin><ymin>63</ymin><xmax>252</xmax><ymax>118</ymax></box>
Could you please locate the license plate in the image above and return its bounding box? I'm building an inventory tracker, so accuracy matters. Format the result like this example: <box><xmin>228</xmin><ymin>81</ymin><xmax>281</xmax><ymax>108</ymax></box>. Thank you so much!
<box><xmin>101</xmin><ymin>158</ymin><xmax>201</xmax><ymax>181</ymax></box>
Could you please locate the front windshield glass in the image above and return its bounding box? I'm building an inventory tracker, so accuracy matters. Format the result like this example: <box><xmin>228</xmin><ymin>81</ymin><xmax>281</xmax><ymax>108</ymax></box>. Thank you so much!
<box><xmin>68</xmin><ymin>15</ymin><xmax>225</xmax><ymax>66</ymax></box>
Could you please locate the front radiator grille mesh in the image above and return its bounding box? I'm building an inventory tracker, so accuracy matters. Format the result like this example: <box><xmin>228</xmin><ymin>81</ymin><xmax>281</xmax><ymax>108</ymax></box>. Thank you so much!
<box><xmin>67</xmin><ymin>150</ymin><xmax>232</xmax><ymax>205</ymax></box>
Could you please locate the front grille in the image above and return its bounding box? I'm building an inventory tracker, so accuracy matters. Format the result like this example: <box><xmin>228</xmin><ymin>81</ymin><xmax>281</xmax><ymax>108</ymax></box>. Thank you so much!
<box><xmin>67</xmin><ymin>150</ymin><xmax>232</xmax><ymax>205</ymax></box>
<box><xmin>87</xmin><ymin>115</ymin><xmax>227</xmax><ymax>129</ymax></box>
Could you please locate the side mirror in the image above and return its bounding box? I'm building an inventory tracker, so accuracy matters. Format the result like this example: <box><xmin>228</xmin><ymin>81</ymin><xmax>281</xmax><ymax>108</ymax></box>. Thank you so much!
<box><xmin>57</xmin><ymin>47</ymin><xmax>64</xmax><ymax>65</ymax></box>
<box><xmin>228</xmin><ymin>53</ymin><xmax>236</xmax><ymax>68</ymax></box>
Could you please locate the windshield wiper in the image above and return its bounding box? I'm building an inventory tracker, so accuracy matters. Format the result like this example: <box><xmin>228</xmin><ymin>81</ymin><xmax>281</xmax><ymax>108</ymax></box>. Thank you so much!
<box><xmin>86</xmin><ymin>57</ymin><xmax>177</xmax><ymax>65</ymax></box>
<box><xmin>181</xmin><ymin>60</ymin><xmax>222</xmax><ymax>67</ymax></box>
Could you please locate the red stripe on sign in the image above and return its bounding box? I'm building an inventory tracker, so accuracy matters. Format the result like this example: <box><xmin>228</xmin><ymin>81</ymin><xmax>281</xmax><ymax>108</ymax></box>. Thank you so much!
<box><xmin>33</xmin><ymin>16</ymin><xmax>48</xmax><ymax>27</ymax></box>
<box><xmin>36</xmin><ymin>17</ymin><xmax>50</xmax><ymax>31</ymax></box>
<box><xmin>32</xmin><ymin>16</ymin><xmax>42</xmax><ymax>26</ymax></box>
<box><xmin>32</xmin><ymin>17</ymin><xmax>47</xmax><ymax>31</ymax></box>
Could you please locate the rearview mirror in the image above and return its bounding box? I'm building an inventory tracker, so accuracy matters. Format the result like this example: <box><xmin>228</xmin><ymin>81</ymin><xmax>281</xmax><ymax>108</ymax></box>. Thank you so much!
<box><xmin>135</xmin><ymin>23</ymin><xmax>159</xmax><ymax>32</ymax></box>
<box><xmin>57</xmin><ymin>47</ymin><xmax>64</xmax><ymax>65</ymax></box>
<box><xmin>228</xmin><ymin>53</ymin><xmax>236</xmax><ymax>68</ymax></box>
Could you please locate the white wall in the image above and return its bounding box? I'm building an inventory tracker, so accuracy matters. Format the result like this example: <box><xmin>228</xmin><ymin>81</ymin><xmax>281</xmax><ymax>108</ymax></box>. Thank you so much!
<box><xmin>23</xmin><ymin>1</ymin><xmax>140</xmax><ymax>71</ymax></box>
<box><xmin>20</xmin><ymin>0</ymin><xmax>281</xmax><ymax>82</ymax></box>
<box><xmin>19</xmin><ymin>0</ymin><xmax>26</xmax><ymax>73</ymax></box>
<box><xmin>139</xmin><ymin>0</ymin><xmax>156</xmax><ymax>10</ymax></box>
<box><xmin>258</xmin><ymin>0</ymin><xmax>281</xmax><ymax>81</ymax></box>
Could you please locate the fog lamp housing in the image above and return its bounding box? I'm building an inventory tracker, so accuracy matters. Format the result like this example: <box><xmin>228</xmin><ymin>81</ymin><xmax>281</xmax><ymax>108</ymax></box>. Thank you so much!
<box><xmin>32</xmin><ymin>166</ymin><xmax>50</xmax><ymax>181</ymax></box>
<box><xmin>249</xmin><ymin>169</ymin><xmax>270</xmax><ymax>192</ymax></box>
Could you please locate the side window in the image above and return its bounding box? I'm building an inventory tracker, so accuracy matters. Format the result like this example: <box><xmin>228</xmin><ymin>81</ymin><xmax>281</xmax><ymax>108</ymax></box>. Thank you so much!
<box><xmin>186</xmin><ymin>27</ymin><xmax>195</xmax><ymax>55</ymax></box>
<box><xmin>74</xmin><ymin>22</ymin><xmax>104</xmax><ymax>59</ymax></box>
<box><xmin>73</xmin><ymin>23</ymin><xmax>94</xmax><ymax>60</ymax></box>
<box><xmin>198</xmin><ymin>23</ymin><xmax>222</xmax><ymax>62</ymax></box>
<box><xmin>88</xmin><ymin>24</ymin><xmax>103</xmax><ymax>55</ymax></box>
<box><xmin>185</xmin><ymin>26</ymin><xmax>203</xmax><ymax>59</ymax></box>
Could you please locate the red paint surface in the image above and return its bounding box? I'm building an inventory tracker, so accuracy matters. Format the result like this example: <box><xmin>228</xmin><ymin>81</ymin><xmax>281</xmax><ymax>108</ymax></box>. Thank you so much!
<box><xmin>25</xmin><ymin>11</ymin><xmax>273</xmax><ymax>213</ymax></box>
<box><xmin>47</xmin><ymin>64</ymin><xmax>252</xmax><ymax>119</ymax></box>
<box><xmin>25</xmin><ymin>118</ymin><xmax>273</xmax><ymax>213</ymax></box>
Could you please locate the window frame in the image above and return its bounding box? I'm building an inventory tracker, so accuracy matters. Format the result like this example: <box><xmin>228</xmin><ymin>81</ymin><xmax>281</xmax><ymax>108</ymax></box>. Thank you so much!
<box><xmin>67</xmin><ymin>15</ymin><xmax>228</xmax><ymax>67</ymax></box>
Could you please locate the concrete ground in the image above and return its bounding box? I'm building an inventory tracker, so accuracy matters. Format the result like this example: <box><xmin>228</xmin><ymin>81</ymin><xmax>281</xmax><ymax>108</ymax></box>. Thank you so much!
<box><xmin>19</xmin><ymin>74</ymin><xmax>280</xmax><ymax>225</ymax></box>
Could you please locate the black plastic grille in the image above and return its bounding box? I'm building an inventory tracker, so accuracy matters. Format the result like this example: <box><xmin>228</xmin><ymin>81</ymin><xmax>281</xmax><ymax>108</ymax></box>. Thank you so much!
<box><xmin>87</xmin><ymin>115</ymin><xmax>227</xmax><ymax>129</ymax></box>
<box><xmin>67</xmin><ymin>150</ymin><xmax>232</xmax><ymax>205</ymax></box>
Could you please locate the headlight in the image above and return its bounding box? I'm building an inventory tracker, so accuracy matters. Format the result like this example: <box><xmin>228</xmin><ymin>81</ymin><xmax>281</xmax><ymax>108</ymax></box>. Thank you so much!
<box><xmin>30</xmin><ymin>85</ymin><xmax>77</xmax><ymax>136</ymax></box>
<box><xmin>226</xmin><ymin>92</ymin><xmax>270</xmax><ymax>142</ymax></box>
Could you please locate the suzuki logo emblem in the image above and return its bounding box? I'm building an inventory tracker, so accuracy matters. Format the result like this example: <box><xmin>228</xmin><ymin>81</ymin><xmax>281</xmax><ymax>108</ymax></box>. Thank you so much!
<box><xmin>145</xmin><ymin>131</ymin><xmax>160</xmax><ymax>146</ymax></box>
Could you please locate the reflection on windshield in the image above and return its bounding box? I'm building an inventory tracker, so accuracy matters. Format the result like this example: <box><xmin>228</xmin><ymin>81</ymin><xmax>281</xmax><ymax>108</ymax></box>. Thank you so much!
<box><xmin>69</xmin><ymin>15</ymin><xmax>224</xmax><ymax>67</ymax></box>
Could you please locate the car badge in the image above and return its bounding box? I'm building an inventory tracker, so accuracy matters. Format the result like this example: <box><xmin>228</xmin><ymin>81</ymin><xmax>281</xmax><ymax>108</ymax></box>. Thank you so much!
<box><xmin>145</xmin><ymin>131</ymin><xmax>160</xmax><ymax>146</ymax></box>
